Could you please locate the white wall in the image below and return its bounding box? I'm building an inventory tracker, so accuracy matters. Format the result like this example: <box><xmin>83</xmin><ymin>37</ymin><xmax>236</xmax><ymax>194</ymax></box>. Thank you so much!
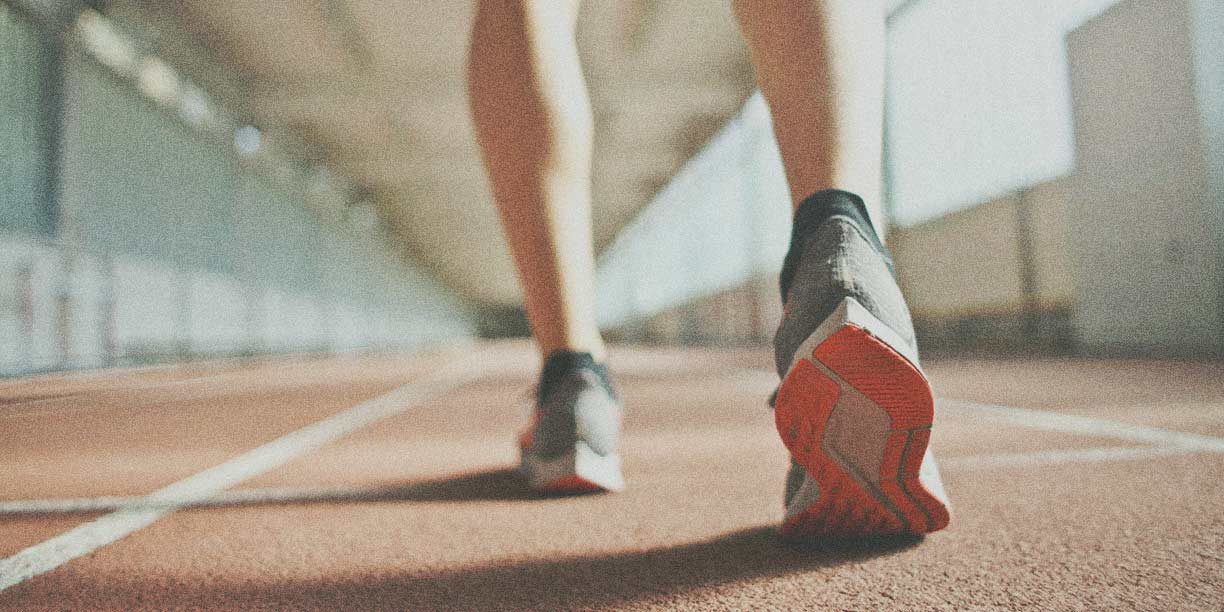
<box><xmin>1190</xmin><ymin>0</ymin><xmax>1224</xmax><ymax>346</ymax></box>
<box><xmin>598</xmin><ymin>0</ymin><xmax>1222</xmax><ymax>357</ymax></box>
<box><xmin>886</xmin><ymin>0</ymin><xmax>1123</xmax><ymax>226</ymax></box>
<box><xmin>596</xmin><ymin>94</ymin><xmax>790</xmax><ymax>328</ymax></box>
<box><xmin>597</xmin><ymin>0</ymin><xmax>1140</xmax><ymax>329</ymax></box>
<box><xmin>1066</xmin><ymin>0</ymin><xmax>1222</xmax><ymax>355</ymax></box>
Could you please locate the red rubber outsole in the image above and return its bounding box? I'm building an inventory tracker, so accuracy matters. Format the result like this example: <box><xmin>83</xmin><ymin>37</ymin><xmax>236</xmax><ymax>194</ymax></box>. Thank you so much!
<box><xmin>775</xmin><ymin>323</ymin><xmax>951</xmax><ymax>538</ymax></box>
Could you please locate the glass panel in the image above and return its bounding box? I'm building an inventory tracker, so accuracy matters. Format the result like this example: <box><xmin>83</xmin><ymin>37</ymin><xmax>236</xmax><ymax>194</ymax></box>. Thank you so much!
<box><xmin>60</xmin><ymin>55</ymin><xmax>240</xmax><ymax>272</ymax></box>
<box><xmin>0</xmin><ymin>4</ymin><xmax>55</xmax><ymax>236</ymax></box>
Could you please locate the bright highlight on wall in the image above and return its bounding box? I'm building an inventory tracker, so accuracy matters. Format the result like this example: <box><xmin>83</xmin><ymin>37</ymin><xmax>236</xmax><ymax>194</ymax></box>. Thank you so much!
<box><xmin>885</xmin><ymin>0</ymin><xmax>1123</xmax><ymax>227</ymax></box>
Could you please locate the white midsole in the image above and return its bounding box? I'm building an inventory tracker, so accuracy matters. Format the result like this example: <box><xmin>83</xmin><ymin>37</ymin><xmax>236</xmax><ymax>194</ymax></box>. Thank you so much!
<box><xmin>521</xmin><ymin>441</ymin><xmax>625</xmax><ymax>492</ymax></box>
<box><xmin>783</xmin><ymin>296</ymin><xmax>922</xmax><ymax>379</ymax></box>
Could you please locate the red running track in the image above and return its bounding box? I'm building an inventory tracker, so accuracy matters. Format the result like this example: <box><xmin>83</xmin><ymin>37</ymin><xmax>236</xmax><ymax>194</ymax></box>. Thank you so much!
<box><xmin>1</xmin><ymin>342</ymin><xmax>1222</xmax><ymax>610</ymax></box>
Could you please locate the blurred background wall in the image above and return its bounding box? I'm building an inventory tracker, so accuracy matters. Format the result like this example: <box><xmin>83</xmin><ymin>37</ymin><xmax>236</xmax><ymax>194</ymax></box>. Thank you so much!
<box><xmin>1</xmin><ymin>0</ymin><xmax>1220</xmax><ymax>376</ymax></box>
<box><xmin>0</xmin><ymin>1</ymin><xmax>475</xmax><ymax>375</ymax></box>
<box><xmin>600</xmin><ymin>0</ymin><xmax>1224</xmax><ymax>358</ymax></box>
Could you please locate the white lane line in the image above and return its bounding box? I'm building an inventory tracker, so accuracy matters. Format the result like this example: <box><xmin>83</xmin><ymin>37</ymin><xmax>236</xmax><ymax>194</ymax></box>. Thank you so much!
<box><xmin>0</xmin><ymin>495</ymin><xmax>144</xmax><ymax>515</ymax></box>
<box><xmin>941</xmin><ymin>399</ymin><xmax>1224</xmax><ymax>451</ymax></box>
<box><xmin>0</xmin><ymin>356</ymin><xmax>483</xmax><ymax>592</ymax></box>
<box><xmin>0</xmin><ymin>485</ymin><xmax>399</xmax><ymax>516</ymax></box>
<box><xmin>941</xmin><ymin>444</ymin><xmax>1210</xmax><ymax>471</ymax></box>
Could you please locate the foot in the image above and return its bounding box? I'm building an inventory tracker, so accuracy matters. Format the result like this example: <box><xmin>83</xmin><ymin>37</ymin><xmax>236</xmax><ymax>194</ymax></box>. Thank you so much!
<box><xmin>773</xmin><ymin>190</ymin><xmax>951</xmax><ymax>539</ymax></box>
<box><xmin>518</xmin><ymin>350</ymin><xmax>625</xmax><ymax>493</ymax></box>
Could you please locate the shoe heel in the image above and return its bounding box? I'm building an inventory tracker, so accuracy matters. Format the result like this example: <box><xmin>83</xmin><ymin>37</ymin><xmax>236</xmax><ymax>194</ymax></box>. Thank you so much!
<box><xmin>522</xmin><ymin>442</ymin><xmax>625</xmax><ymax>493</ymax></box>
<box><xmin>776</xmin><ymin>297</ymin><xmax>950</xmax><ymax>537</ymax></box>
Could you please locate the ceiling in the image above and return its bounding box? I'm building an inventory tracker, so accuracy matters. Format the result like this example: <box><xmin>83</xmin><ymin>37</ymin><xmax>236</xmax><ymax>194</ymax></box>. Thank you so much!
<box><xmin>103</xmin><ymin>0</ymin><xmax>757</xmax><ymax>306</ymax></box>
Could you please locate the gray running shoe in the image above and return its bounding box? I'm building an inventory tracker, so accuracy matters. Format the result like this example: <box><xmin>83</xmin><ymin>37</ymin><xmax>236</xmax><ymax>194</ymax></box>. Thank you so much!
<box><xmin>518</xmin><ymin>351</ymin><xmax>625</xmax><ymax>493</ymax></box>
<box><xmin>773</xmin><ymin>190</ymin><xmax>950</xmax><ymax>538</ymax></box>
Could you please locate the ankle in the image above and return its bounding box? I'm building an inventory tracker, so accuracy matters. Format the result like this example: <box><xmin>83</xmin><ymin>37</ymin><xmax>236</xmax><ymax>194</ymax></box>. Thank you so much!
<box><xmin>538</xmin><ymin>349</ymin><xmax>616</xmax><ymax>404</ymax></box>
<box><xmin>779</xmin><ymin>189</ymin><xmax>893</xmax><ymax>302</ymax></box>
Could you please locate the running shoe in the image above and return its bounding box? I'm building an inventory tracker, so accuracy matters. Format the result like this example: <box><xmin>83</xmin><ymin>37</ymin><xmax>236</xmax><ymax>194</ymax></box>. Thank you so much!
<box><xmin>518</xmin><ymin>350</ymin><xmax>625</xmax><ymax>493</ymax></box>
<box><xmin>773</xmin><ymin>189</ymin><xmax>951</xmax><ymax>538</ymax></box>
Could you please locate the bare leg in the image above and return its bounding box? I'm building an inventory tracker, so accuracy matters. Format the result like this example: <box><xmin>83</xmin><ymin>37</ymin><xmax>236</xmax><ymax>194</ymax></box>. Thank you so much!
<box><xmin>735</xmin><ymin>1</ymin><xmax>951</xmax><ymax>537</ymax></box>
<box><xmin>732</xmin><ymin>0</ymin><xmax>887</xmax><ymax>224</ymax></box>
<box><xmin>468</xmin><ymin>0</ymin><xmax>606</xmax><ymax>361</ymax></box>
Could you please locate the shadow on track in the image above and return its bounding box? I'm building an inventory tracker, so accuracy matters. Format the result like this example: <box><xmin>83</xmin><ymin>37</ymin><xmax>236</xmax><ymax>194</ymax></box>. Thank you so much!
<box><xmin>3</xmin><ymin>468</ymin><xmax>929</xmax><ymax>609</ymax></box>
<box><xmin>20</xmin><ymin>527</ymin><xmax>921</xmax><ymax>610</ymax></box>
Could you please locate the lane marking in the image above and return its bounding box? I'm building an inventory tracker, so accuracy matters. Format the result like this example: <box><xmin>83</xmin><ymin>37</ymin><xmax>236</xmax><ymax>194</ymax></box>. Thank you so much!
<box><xmin>1</xmin><ymin>495</ymin><xmax>143</xmax><ymax>515</ymax></box>
<box><xmin>941</xmin><ymin>399</ymin><xmax>1224</xmax><ymax>451</ymax></box>
<box><xmin>941</xmin><ymin>444</ymin><xmax>1211</xmax><ymax>471</ymax></box>
<box><xmin>3</xmin><ymin>372</ymin><xmax>1219</xmax><ymax>589</ymax></box>
<box><xmin>0</xmin><ymin>356</ymin><xmax>484</xmax><ymax>592</ymax></box>
<box><xmin>0</xmin><ymin>485</ymin><xmax>390</xmax><ymax>516</ymax></box>
<box><xmin>0</xmin><ymin>361</ymin><xmax>412</xmax><ymax>420</ymax></box>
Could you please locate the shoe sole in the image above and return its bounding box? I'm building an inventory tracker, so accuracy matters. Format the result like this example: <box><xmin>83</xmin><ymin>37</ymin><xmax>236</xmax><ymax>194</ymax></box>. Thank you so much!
<box><xmin>520</xmin><ymin>441</ymin><xmax>625</xmax><ymax>494</ymax></box>
<box><xmin>775</xmin><ymin>297</ymin><xmax>950</xmax><ymax>538</ymax></box>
